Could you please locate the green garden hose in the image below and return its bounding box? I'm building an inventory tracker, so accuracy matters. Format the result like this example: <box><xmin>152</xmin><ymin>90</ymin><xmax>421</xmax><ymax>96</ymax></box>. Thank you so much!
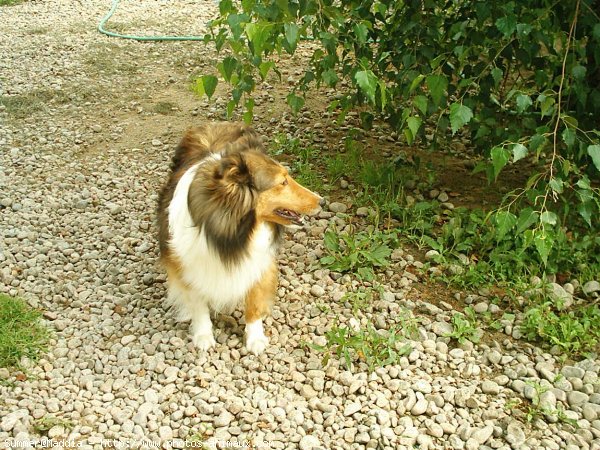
<box><xmin>98</xmin><ymin>0</ymin><xmax>206</xmax><ymax>41</ymax></box>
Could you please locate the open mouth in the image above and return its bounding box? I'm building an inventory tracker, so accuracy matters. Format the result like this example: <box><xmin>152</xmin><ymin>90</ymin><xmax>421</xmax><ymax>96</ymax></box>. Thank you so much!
<box><xmin>275</xmin><ymin>208</ymin><xmax>305</xmax><ymax>225</ymax></box>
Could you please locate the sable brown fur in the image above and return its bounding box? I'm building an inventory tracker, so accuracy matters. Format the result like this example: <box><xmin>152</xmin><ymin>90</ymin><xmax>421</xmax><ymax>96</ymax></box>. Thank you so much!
<box><xmin>157</xmin><ymin>122</ymin><xmax>275</xmax><ymax>265</ymax></box>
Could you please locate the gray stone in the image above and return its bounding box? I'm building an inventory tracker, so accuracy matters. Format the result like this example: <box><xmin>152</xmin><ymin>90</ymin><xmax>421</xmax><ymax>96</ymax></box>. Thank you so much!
<box><xmin>546</xmin><ymin>283</ymin><xmax>573</xmax><ymax>309</ymax></box>
<box><xmin>214</xmin><ymin>410</ymin><xmax>234</xmax><ymax>428</ymax></box>
<box><xmin>299</xmin><ymin>435</ymin><xmax>321</xmax><ymax>450</ymax></box>
<box><xmin>481</xmin><ymin>380</ymin><xmax>500</xmax><ymax>395</ymax></box>
<box><xmin>432</xmin><ymin>321</ymin><xmax>453</xmax><ymax>336</ymax></box>
<box><xmin>329</xmin><ymin>202</ymin><xmax>348</xmax><ymax>213</ymax></box>
<box><xmin>562</xmin><ymin>365</ymin><xmax>585</xmax><ymax>379</ymax></box>
<box><xmin>310</xmin><ymin>285</ymin><xmax>325</xmax><ymax>297</ymax></box>
<box><xmin>568</xmin><ymin>390</ymin><xmax>589</xmax><ymax>407</ymax></box>
<box><xmin>158</xmin><ymin>426</ymin><xmax>173</xmax><ymax>440</ymax></box>
<box><xmin>344</xmin><ymin>402</ymin><xmax>361</xmax><ymax>416</ymax></box>
<box><xmin>413</xmin><ymin>380</ymin><xmax>432</xmax><ymax>394</ymax></box>
<box><xmin>486</xmin><ymin>349</ymin><xmax>502</xmax><ymax>365</ymax></box>
<box><xmin>426</xmin><ymin>422</ymin><xmax>444</xmax><ymax>438</ymax></box>
<box><xmin>582</xmin><ymin>280</ymin><xmax>600</xmax><ymax>295</ymax></box>
<box><xmin>470</xmin><ymin>425</ymin><xmax>493</xmax><ymax>444</ymax></box>
<box><xmin>1</xmin><ymin>409</ymin><xmax>29</xmax><ymax>432</ymax></box>
<box><xmin>473</xmin><ymin>301</ymin><xmax>489</xmax><ymax>313</ymax></box>
<box><xmin>505</xmin><ymin>422</ymin><xmax>526</xmax><ymax>446</ymax></box>
<box><xmin>425</xmin><ymin>250</ymin><xmax>440</xmax><ymax>260</ymax></box>
<box><xmin>411</xmin><ymin>398</ymin><xmax>428</xmax><ymax>415</ymax></box>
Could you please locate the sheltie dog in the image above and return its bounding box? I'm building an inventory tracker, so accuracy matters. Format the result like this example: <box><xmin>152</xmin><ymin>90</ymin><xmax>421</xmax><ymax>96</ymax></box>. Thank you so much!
<box><xmin>157</xmin><ymin>122</ymin><xmax>323</xmax><ymax>355</ymax></box>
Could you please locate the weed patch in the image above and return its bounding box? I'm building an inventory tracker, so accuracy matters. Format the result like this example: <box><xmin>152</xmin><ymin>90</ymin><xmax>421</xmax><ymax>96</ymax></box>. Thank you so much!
<box><xmin>33</xmin><ymin>415</ymin><xmax>75</xmax><ymax>434</ymax></box>
<box><xmin>521</xmin><ymin>301</ymin><xmax>600</xmax><ymax>355</ymax></box>
<box><xmin>309</xmin><ymin>322</ymin><xmax>411</xmax><ymax>372</ymax></box>
<box><xmin>320</xmin><ymin>228</ymin><xmax>398</xmax><ymax>281</ymax></box>
<box><xmin>447</xmin><ymin>307</ymin><xmax>483</xmax><ymax>344</ymax></box>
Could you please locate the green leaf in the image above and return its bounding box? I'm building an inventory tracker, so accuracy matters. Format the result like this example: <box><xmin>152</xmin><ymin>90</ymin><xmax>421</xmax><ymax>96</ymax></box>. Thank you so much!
<box><xmin>572</xmin><ymin>65</ymin><xmax>586</xmax><ymax>80</ymax></box>
<box><xmin>562</xmin><ymin>127</ymin><xmax>576</xmax><ymax>148</ymax></box>
<box><xmin>494</xmin><ymin>211</ymin><xmax>517</xmax><ymax>241</ymax></box>
<box><xmin>323</xmin><ymin>231</ymin><xmax>339</xmax><ymax>251</ymax></box>
<box><xmin>286</xmin><ymin>93</ymin><xmax>305</xmax><ymax>115</ymax></box>
<box><xmin>491</xmin><ymin>146</ymin><xmax>509</xmax><ymax>180</ymax></box>
<box><xmin>426</xmin><ymin>75</ymin><xmax>448</xmax><ymax>106</ymax></box>
<box><xmin>378</xmin><ymin>81</ymin><xmax>387</xmax><ymax>111</ymax></box>
<box><xmin>516</xmin><ymin>208</ymin><xmax>538</xmax><ymax>234</ymax></box>
<box><xmin>578</xmin><ymin>201</ymin><xmax>593</xmax><ymax>227</ymax></box>
<box><xmin>245</xmin><ymin>22</ymin><xmax>273</xmax><ymax>55</ymax></box>
<box><xmin>353</xmin><ymin>22</ymin><xmax>369</xmax><ymax>45</ymax></box>
<box><xmin>355</xmin><ymin>70</ymin><xmax>378</xmax><ymax>103</ymax></box>
<box><xmin>491</xmin><ymin>67</ymin><xmax>503</xmax><ymax>86</ymax></box>
<box><xmin>587</xmin><ymin>145</ymin><xmax>600</xmax><ymax>172</ymax></box>
<box><xmin>549</xmin><ymin>178</ymin><xmax>564</xmax><ymax>194</ymax></box>
<box><xmin>516</xmin><ymin>94</ymin><xmax>532</xmax><ymax>113</ymax></box>
<box><xmin>407</xmin><ymin>116</ymin><xmax>422</xmax><ymax>139</ymax></box>
<box><xmin>516</xmin><ymin>23</ymin><xmax>532</xmax><ymax>37</ymax></box>
<box><xmin>534</xmin><ymin>230</ymin><xmax>554</xmax><ymax>266</ymax></box>
<box><xmin>194</xmin><ymin>75</ymin><xmax>218</xmax><ymax>99</ymax></box>
<box><xmin>512</xmin><ymin>143</ymin><xmax>528</xmax><ymax>162</ymax></box>
<box><xmin>320</xmin><ymin>256</ymin><xmax>336</xmax><ymax>266</ymax></box>
<box><xmin>530</xmin><ymin>134</ymin><xmax>546</xmax><ymax>154</ymax></box>
<box><xmin>496</xmin><ymin>15</ymin><xmax>516</xmax><ymax>36</ymax></box>
<box><xmin>449</xmin><ymin>103</ymin><xmax>473</xmax><ymax>135</ymax></box>
<box><xmin>258</xmin><ymin>61</ymin><xmax>275</xmax><ymax>80</ymax></box>
<box><xmin>219</xmin><ymin>0</ymin><xmax>233</xmax><ymax>15</ymax></box>
<box><xmin>577</xmin><ymin>176</ymin><xmax>591</xmax><ymax>190</ymax></box>
<box><xmin>242</xmin><ymin>98</ymin><xmax>254</xmax><ymax>124</ymax></box>
<box><xmin>227</xmin><ymin>13</ymin><xmax>249</xmax><ymax>40</ymax></box>
<box><xmin>540</xmin><ymin>211</ymin><xmax>558</xmax><ymax>225</ymax></box>
<box><xmin>539</xmin><ymin>95</ymin><xmax>555</xmax><ymax>118</ymax></box>
<box><xmin>226</xmin><ymin>99</ymin><xmax>236</xmax><ymax>118</ymax></box>
<box><xmin>322</xmin><ymin>69</ymin><xmax>339</xmax><ymax>87</ymax></box>
<box><xmin>284</xmin><ymin>23</ymin><xmax>299</xmax><ymax>53</ymax></box>
<box><xmin>413</xmin><ymin>95</ymin><xmax>428</xmax><ymax>115</ymax></box>
<box><xmin>409</xmin><ymin>74</ymin><xmax>425</xmax><ymax>93</ymax></box>
<box><xmin>217</xmin><ymin>56</ymin><xmax>238</xmax><ymax>82</ymax></box>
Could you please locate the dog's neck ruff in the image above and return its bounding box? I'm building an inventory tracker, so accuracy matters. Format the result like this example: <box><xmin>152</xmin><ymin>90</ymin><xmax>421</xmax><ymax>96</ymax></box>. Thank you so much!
<box><xmin>167</xmin><ymin>158</ymin><xmax>277</xmax><ymax>309</ymax></box>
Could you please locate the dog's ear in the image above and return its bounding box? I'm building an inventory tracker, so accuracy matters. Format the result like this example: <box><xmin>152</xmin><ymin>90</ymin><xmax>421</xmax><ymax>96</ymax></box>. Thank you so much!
<box><xmin>217</xmin><ymin>154</ymin><xmax>253</xmax><ymax>187</ymax></box>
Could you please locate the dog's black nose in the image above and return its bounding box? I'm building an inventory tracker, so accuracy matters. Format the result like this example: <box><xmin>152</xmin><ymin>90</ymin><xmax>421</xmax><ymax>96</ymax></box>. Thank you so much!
<box><xmin>319</xmin><ymin>197</ymin><xmax>326</xmax><ymax>207</ymax></box>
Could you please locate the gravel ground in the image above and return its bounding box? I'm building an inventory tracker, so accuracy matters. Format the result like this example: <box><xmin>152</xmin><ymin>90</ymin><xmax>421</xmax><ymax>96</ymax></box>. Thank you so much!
<box><xmin>1</xmin><ymin>1</ymin><xmax>600</xmax><ymax>449</ymax></box>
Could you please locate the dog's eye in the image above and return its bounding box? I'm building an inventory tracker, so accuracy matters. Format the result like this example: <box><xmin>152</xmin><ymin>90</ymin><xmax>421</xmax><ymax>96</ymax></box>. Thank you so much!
<box><xmin>281</xmin><ymin>178</ymin><xmax>288</xmax><ymax>186</ymax></box>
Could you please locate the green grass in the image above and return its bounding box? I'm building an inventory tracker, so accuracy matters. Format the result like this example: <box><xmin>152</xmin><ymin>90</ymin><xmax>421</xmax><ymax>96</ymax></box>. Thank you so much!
<box><xmin>0</xmin><ymin>0</ymin><xmax>23</xmax><ymax>5</ymax></box>
<box><xmin>0</xmin><ymin>294</ymin><xmax>49</xmax><ymax>369</ymax></box>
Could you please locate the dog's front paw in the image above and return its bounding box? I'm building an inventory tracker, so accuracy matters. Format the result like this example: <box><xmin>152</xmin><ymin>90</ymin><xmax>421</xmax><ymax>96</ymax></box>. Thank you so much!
<box><xmin>192</xmin><ymin>332</ymin><xmax>216</xmax><ymax>351</ymax></box>
<box><xmin>246</xmin><ymin>333</ymin><xmax>269</xmax><ymax>355</ymax></box>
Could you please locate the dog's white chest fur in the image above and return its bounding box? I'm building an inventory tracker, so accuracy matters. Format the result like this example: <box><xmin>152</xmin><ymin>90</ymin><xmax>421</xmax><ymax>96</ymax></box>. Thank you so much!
<box><xmin>167</xmin><ymin>159</ymin><xmax>275</xmax><ymax>312</ymax></box>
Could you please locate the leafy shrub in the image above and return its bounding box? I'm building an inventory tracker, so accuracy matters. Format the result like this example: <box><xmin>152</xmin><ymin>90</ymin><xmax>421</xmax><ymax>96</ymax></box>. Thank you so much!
<box><xmin>201</xmin><ymin>0</ymin><xmax>600</xmax><ymax>270</ymax></box>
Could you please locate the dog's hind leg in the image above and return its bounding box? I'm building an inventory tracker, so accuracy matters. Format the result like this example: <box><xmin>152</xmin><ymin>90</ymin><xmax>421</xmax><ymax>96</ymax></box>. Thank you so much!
<box><xmin>244</xmin><ymin>262</ymin><xmax>277</xmax><ymax>355</ymax></box>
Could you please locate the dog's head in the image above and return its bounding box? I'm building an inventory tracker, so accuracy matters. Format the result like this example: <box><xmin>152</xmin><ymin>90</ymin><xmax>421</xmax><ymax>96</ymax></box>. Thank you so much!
<box><xmin>216</xmin><ymin>149</ymin><xmax>323</xmax><ymax>228</ymax></box>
